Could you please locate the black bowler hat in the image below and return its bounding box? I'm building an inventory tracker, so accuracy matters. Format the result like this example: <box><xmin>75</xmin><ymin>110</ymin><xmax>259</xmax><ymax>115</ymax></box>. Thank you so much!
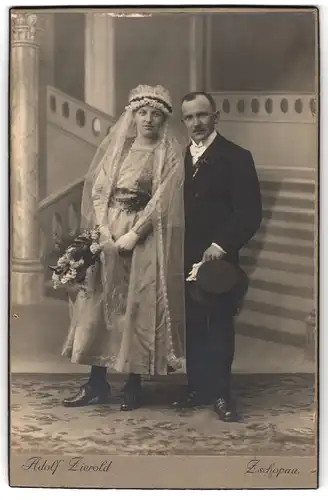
<box><xmin>187</xmin><ymin>259</ymin><xmax>249</xmax><ymax>308</ymax></box>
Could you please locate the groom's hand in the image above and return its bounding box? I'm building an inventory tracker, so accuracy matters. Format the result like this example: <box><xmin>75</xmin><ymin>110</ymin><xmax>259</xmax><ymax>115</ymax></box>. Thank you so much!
<box><xmin>202</xmin><ymin>243</ymin><xmax>225</xmax><ymax>262</ymax></box>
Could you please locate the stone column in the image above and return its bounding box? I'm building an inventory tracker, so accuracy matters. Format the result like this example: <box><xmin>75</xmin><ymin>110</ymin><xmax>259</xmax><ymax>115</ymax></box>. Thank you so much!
<box><xmin>189</xmin><ymin>14</ymin><xmax>206</xmax><ymax>92</ymax></box>
<box><xmin>11</xmin><ymin>12</ymin><xmax>44</xmax><ymax>304</ymax></box>
<box><xmin>38</xmin><ymin>13</ymin><xmax>55</xmax><ymax>200</ymax></box>
<box><xmin>85</xmin><ymin>13</ymin><xmax>116</xmax><ymax>116</ymax></box>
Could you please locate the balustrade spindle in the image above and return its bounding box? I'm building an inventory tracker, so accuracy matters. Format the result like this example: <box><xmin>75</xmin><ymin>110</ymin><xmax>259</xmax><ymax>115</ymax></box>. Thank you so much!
<box><xmin>52</xmin><ymin>212</ymin><xmax>63</xmax><ymax>248</ymax></box>
<box><xmin>67</xmin><ymin>203</ymin><xmax>79</xmax><ymax>237</ymax></box>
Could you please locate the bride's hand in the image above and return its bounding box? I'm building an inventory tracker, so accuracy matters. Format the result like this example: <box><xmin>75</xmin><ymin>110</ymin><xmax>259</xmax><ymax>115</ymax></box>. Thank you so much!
<box><xmin>115</xmin><ymin>231</ymin><xmax>139</xmax><ymax>252</ymax></box>
<box><xmin>99</xmin><ymin>225</ymin><xmax>113</xmax><ymax>248</ymax></box>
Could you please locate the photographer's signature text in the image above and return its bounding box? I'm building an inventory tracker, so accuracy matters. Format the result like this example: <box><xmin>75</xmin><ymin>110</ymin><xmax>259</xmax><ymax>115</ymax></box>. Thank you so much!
<box><xmin>21</xmin><ymin>456</ymin><xmax>113</xmax><ymax>476</ymax></box>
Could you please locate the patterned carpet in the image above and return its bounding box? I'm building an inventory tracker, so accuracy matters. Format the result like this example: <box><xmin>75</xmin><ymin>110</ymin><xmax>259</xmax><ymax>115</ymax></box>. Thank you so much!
<box><xmin>10</xmin><ymin>373</ymin><xmax>316</xmax><ymax>456</ymax></box>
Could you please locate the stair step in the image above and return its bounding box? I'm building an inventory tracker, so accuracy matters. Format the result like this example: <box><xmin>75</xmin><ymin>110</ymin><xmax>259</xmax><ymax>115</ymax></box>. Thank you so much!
<box><xmin>254</xmin><ymin>233</ymin><xmax>314</xmax><ymax>248</ymax></box>
<box><xmin>248</xmin><ymin>277</ymin><xmax>314</xmax><ymax>299</ymax></box>
<box><xmin>247</xmin><ymin>238</ymin><xmax>314</xmax><ymax>258</ymax></box>
<box><xmin>262</xmin><ymin>188</ymin><xmax>315</xmax><ymax>201</ymax></box>
<box><xmin>236</xmin><ymin>322</ymin><xmax>305</xmax><ymax>347</ymax></box>
<box><xmin>258</xmin><ymin>216</ymin><xmax>315</xmax><ymax>241</ymax></box>
<box><xmin>240</xmin><ymin>247</ymin><xmax>314</xmax><ymax>268</ymax></box>
<box><xmin>239</xmin><ymin>254</ymin><xmax>314</xmax><ymax>274</ymax></box>
<box><xmin>262</xmin><ymin>193</ymin><xmax>314</xmax><ymax>210</ymax></box>
<box><xmin>257</xmin><ymin>165</ymin><xmax>316</xmax><ymax>181</ymax></box>
<box><xmin>244</xmin><ymin>266</ymin><xmax>314</xmax><ymax>289</ymax></box>
<box><xmin>260</xmin><ymin>178</ymin><xmax>315</xmax><ymax>194</ymax></box>
<box><xmin>263</xmin><ymin>206</ymin><xmax>315</xmax><ymax>224</ymax></box>
<box><xmin>263</xmin><ymin>218</ymin><xmax>314</xmax><ymax>231</ymax></box>
<box><xmin>263</xmin><ymin>204</ymin><xmax>315</xmax><ymax>215</ymax></box>
<box><xmin>237</xmin><ymin>308</ymin><xmax>307</xmax><ymax>337</ymax></box>
<box><xmin>258</xmin><ymin>223</ymin><xmax>314</xmax><ymax>241</ymax></box>
<box><xmin>242</xmin><ymin>298</ymin><xmax>309</xmax><ymax>322</ymax></box>
<box><xmin>245</xmin><ymin>286</ymin><xmax>314</xmax><ymax>313</ymax></box>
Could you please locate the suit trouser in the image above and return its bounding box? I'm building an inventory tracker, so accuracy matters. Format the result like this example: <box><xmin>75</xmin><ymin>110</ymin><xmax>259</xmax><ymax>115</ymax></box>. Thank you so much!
<box><xmin>185</xmin><ymin>286</ymin><xmax>236</xmax><ymax>401</ymax></box>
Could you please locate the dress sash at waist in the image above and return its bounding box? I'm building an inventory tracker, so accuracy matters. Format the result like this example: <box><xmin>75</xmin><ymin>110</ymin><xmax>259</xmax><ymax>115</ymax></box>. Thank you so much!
<box><xmin>108</xmin><ymin>188</ymin><xmax>151</xmax><ymax>213</ymax></box>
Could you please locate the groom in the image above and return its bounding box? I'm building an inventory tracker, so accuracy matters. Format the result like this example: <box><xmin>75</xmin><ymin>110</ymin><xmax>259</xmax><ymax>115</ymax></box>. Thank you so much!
<box><xmin>172</xmin><ymin>91</ymin><xmax>262</xmax><ymax>421</ymax></box>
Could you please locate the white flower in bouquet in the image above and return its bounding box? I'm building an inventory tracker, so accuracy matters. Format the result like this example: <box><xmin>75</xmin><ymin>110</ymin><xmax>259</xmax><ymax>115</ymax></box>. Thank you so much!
<box><xmin>67</xmin><ymin>268</ymin><xmax>78</xmax><ymax>279</ymax></box>
<box><xmin>58</xmin><ymin>255</ymin><xmax>69</xmax><ymax>266</ymax></box>
<box><xmin>90</xmin><ymin>229</ymin><xmax>100</xmax><ymax>241</ymax></box>
<box><xmin>90</xmin><ymin>242</ymin><xmax>101</xmax><ymax>254</ymax></box>
<box><xmin>52</xmin><ymin>272</ymin><xmax>60</xmax><ymax>289</ymax></box>
<box><xmin>80</xmin><ymin>230</ymin><xmax>90</xmax><ymax>239</ymax></box>
<box><xmin>70</xmin><ymin>258</ymin><xmax>84</xmax><ymax>268</ymax></box>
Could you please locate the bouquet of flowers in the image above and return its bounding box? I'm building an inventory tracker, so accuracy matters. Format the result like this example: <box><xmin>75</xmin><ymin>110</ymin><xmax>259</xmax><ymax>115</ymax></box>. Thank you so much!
<box><xmin>49</xmin><ymin>226</ymin><xmax>102</xmax><ymax>290</ymax></box>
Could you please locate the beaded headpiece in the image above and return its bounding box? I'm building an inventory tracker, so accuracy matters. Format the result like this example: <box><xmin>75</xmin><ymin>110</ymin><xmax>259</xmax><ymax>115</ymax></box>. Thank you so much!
<box><xmin>126</xmin><ymin>84</ymin><xmax>173</xmax><ymax>115</ymax></box>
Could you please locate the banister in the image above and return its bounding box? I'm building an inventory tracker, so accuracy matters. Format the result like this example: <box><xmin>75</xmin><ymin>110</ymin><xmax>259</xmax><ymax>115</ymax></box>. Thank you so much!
<box><xmin>39</xmin><ymin>175</ymin><xmax>85</xmax><ymax>211</ymax></box>
<box><xmin>212</xmin><ymin>92</ymin><xmax>317</xmax><ymax>124</ymax></box>
<box><xmin>212</xmin><ymin>91</ymin><xmax>316</xmax><ymax>96</ymax></box>
<box><xmin>47</xmin><ymin>85</ymin><xmax>113</xmax><ymax>121</ymax></box>
<box><xmin>46</xmin><ymin>84</ymin><xmax>115</xmax><ymax>148</ymax></box>
<box><xmin>38</xmin><ymin>175</ymin><xmax>85</xmax><ymax>277</ymax></box>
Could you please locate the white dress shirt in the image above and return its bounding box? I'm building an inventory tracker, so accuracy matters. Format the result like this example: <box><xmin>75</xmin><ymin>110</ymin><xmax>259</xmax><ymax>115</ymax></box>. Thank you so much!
<box><xmin>190</xmin><ymin>129</ymin><xmax>218</xmax><ymax>167</ymax></box>
<box><xmin>188</xmin><ymin>129</ymin><xmax>226</xmax><ymax>264</ymax></box>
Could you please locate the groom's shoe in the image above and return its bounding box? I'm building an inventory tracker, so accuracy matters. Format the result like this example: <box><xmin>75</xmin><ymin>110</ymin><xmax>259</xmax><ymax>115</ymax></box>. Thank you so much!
<box><xmin>213</xmin><ymin>397</ymin><xmax>238</xmax><ymax>422</ymax></box>
<box><xmin>62</xmin><ymin>382</ymin><xmax>111</xmax><ymax>407</ymax></box>
<box><xmin>172</xmin><ymin>390</ymin><xmax>210</xmax><ymax>409</ymax></box>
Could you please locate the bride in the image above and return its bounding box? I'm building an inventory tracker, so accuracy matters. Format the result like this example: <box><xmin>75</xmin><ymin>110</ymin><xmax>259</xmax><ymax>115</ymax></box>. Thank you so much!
<box><xmin>61</xmin><ymin>84</ymin><xmax>186</xmax><ymax>411</ymax></box>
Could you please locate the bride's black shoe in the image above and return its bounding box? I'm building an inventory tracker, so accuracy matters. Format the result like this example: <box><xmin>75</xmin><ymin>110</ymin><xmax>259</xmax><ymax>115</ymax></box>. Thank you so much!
<box><xmin>62</xmin><ymin>382</ymin><xmax>111</xmax><ymax>407</ymax></box>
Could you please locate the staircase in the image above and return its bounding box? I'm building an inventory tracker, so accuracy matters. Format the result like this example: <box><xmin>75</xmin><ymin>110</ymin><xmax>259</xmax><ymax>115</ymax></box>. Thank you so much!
<box><xmin>38</xmin><ymin>87</ymin><xmax>317</xmax><ymax>353</ymax></box>
<box><xmin>237</xmin><ymin>176</ymin><xmax>316</xmax><ymax>347</ymax></box>
<box><xmin>39</xmin><ymin>174</ymin><xmax>316</xmax><ymax>352</ymax></box>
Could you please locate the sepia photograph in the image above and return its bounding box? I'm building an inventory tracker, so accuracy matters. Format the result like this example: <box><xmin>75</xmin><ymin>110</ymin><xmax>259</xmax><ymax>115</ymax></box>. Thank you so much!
<box><xmin>9</xmin><ymin>6</ymin><xmax>318</xmax><ymax>489</ymax></box>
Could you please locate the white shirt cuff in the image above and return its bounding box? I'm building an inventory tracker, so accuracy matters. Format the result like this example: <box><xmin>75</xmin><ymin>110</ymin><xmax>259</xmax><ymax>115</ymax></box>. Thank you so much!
<box><xmin>211</xmin><ymin>242</ymin><xmax>226</xmax><ymax>254</ymax></box>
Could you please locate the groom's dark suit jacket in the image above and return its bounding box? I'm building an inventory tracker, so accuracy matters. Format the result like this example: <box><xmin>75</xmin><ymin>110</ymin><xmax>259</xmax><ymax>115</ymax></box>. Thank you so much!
<box><xmin>184</xmin><ymin>132</ymin><xmax>262</xmax><ymax>274</ymax></box>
